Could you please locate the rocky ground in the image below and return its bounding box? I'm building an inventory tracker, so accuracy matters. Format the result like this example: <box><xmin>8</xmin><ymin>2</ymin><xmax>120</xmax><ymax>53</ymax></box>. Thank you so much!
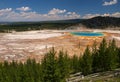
<box><xmin>67</xmin><ymin>68</ymin><xmax>120</xmax><ymax>82</ymax></box>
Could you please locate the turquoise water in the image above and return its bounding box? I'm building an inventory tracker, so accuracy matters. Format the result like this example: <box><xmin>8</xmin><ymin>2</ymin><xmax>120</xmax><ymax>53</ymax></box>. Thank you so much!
<box><xmin>71</xmin><ymin>32</ymin><xmax>104</xmax><ymax>36</ymax></box>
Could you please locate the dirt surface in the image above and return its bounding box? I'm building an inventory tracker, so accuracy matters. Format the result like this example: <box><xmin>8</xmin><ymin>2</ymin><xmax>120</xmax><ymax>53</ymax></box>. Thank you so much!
<box><xmin>0</xmin><ymin>30</ymin><xmax>120</xmax><ymax>62</ymax></box>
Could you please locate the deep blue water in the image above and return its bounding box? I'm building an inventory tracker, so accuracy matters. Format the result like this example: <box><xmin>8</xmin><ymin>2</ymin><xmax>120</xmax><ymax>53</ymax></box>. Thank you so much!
<box><xmin>71</xmin><ymin>32</ymin><xmax>104</xmax><ymax>36</ymax></box>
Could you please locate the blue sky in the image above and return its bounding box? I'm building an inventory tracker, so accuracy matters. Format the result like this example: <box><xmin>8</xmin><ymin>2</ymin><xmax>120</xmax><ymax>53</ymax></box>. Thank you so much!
<box><xmin>0</xmin><ymin>0</ymin><xmax>120</xmax><ymax>21</ymax></box>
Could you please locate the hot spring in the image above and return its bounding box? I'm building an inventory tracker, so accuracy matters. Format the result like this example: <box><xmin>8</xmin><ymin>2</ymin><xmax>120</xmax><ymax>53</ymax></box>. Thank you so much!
<box><xmin>71</xmin><ymin>32</ymin><xmax>104</xmax><ymax>37</ymax></box>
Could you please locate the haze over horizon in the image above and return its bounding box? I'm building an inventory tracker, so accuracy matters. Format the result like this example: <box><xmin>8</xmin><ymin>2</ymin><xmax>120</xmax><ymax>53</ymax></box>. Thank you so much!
<box><xmin>0</xmin><ymin>0</ymin><xmax>120</xmax><ymax>21</ymax></box>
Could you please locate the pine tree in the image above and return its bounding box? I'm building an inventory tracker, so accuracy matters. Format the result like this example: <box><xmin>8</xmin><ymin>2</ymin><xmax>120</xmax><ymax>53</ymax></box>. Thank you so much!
<box><xmin>106</xmin><ymin>39</ymin><xmax>118</xmax><ymax>70</ymax></box>
<box><xmin>78</xmin><ymin>56</ymin><xmax>83</xmax><ymax>72</ymax></box>
<box><xmin>71</xmin><ymin>55</ymin><xmax>79</xmax><ymax>73</ymax></box>
<box><xmin>117</xmin><ymin>47</ymin><xmax>120</xmax><ymax>67</ymax></box>
<box><xmin>98</xmin><ymin>38</ymin><xmax>108</xmax><ymax>71</ymax></box>
<box><xmin>57</xmin><ymin>50</ymin><xmax>70</xmax><ymax>81</ymax></box>
<box><xmin>81</xmin><ymin>46</ymin><xmax>92</xmax><ymax>75</ymax></box>
<box><xmin>92</xmin><ymin>41</ymin><xmax>100</xmax><ymax>72</ymax></box>
<box><xmin>41</xmin><ymin>47</ymin><xmax>61</xmax><ymax>82</ymax></box>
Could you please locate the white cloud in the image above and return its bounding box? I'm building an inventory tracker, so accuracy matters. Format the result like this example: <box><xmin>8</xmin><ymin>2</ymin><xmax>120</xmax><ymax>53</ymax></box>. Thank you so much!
<box><xmin>16</xmin><ymin>7</ymin><xmax>31</xmax><ymax>11</ymax></box>
<box><xmin>0</xmin><ymin>7</ymin><xmax>80</xmax><ymax>21</ymax></box>
<box><xmin>82</xmin><ymin>12</ymin><xmax>120</xmax><ymax>19</ymax></box>
<box><xmin>82</xmin><ymin>14</ymin><xmax>100</xmax><ymax>19</ymax></box>
<box><xmin>0</xmin><ymin>7</ymin><xmax>119</xmax><ymax>21</ymax></box>
<box><xmin>102</xmin><ymin>13</ymin><xmax>110</xmax><ymax>16</ymax></box>
<box><xmin>48</xmin><ymin>8</ymin><xmax>66</xmax><ymax>15</ymax></box>
<box><xmin>111</xmin><ymin>12</ymin><xmax>120</xmax><ymax>17</ymax></box>
<box><xmin>65</xmin><ymin>12</ymin><xmax>80</xmax><ymax>19</ymax></box>
<box><xmin>0</xmin><ymin>8</ymin><xmax>13</xmax><ymax>20</ymax></box>
<box><xmin>0</xmin><ymin>8</ymin><xmax>12</xmax><ymax>16</ymax></box>
<box><xmin>0</xmin><ymin>8</ymin><xmax>12</xmax><ymax>12</ymax></box>
<box><xmin>67</xmin><ymin>12</ymin><xmax>71</xmax><ymax>14</ymax></box>
<box><xmin>103</xmin><ymin>0</ymin><xmax>118</xmax><ymax>6</ymax></box>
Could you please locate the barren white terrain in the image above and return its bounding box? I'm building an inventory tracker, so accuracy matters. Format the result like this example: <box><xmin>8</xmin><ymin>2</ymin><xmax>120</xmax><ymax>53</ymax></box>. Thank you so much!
<box><xmin>0</xmin><ymin>30</ymin><xmax>64</xmax><ymax>62</ymax></box>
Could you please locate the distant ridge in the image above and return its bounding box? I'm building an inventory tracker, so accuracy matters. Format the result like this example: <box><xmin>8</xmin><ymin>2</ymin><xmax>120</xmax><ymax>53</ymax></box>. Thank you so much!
<box><xmin>0</xmin><ymin>19</ymin><xmax>83</xmax><ymax>25</ymax></box>
<box><xmin>0</xmin><ymin>16</ymin><xmax>120</xmax><ymax>32</ymax></box>
<box><xmin>0</xmin><ymin>16</ymin><xmax>119</xmax><ymax>26</ymax></box>
<box><xmin>79</xmin><ymin>16</ymin><xmax>120</xmax><ymax>29</ymax></box>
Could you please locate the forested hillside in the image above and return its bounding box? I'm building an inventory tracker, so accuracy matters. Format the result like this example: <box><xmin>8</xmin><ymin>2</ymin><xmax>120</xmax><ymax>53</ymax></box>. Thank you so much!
<box><xmin>80</xmin><ymin>16</ymin><xmax>120</xmax><ymax>29</ymax></box>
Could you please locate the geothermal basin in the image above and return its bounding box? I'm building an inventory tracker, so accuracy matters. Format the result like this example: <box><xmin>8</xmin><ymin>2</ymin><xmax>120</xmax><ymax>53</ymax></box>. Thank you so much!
<box><xmin>0</xmin><ymin>30</ymin><xmax>120</xmax><ymax>62</ymax></box>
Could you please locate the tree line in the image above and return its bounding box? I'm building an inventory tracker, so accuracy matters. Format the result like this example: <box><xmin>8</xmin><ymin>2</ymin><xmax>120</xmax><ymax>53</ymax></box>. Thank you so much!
<box><xmin>0</xmin><ymin>23</ymin><xmax>75</xmax><ymax>33</ymax></box>
<box><xmin>0</xmin><ymin>39</ymin><xmax>120</xmax><ymax>82</ymax></box>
